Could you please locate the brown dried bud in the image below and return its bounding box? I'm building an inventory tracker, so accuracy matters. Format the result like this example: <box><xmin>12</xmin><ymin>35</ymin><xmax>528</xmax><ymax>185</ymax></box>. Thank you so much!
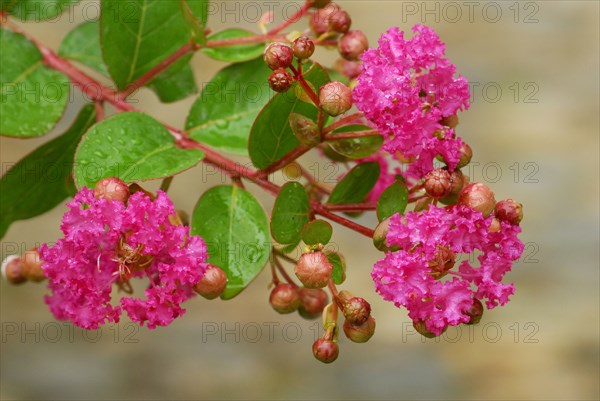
<box><xmin>456</xmin><ymin>142</ymin><xmax>473</xmax><ymax>168</ymax></box>
<box><xmin>291</xmin><ymin>36</ymin><xmax>315</xmax><ymax>59</ymax></box>
<box><xmin>22</xmin><ymin>248</ymin><xmax>45</xmax><ymax>282</ymax></box>
<box><xmin>263</xmin><ymin>42</ymin><xmax>293</xmax><ymax>70</ymax></box>
<box><xmin>458</xmin><ymin>182</ymin><xmax>496</xmax><ymax>217</ymax></box>
<box><xmin>312</xmin><ymin>338</ymin><xmax>339</xmax><ymax>363</ymax></box>
<box><xmin>343</xmin><ymin>315</ymin><xmax>376</xmax><ymax>343</ymax></box>
<box><xmin>269</xmin><ymin>283</ymin><xmax>300</xmax><ymax>314</ymax></box>
<box><xmin>94</xmin><ymin>177</ymin><xmax>129</xmax><ymax>202</ymax></box>
<box><xmin>194</xmin><ymin>265</ymin><xmax>227</xmax><ymax>300</ymax></box>
<box><xmin>298</xmin><ymin>287</ymin><xmax>329</xmax><ymax>319</ymax></box>
<box><xmin>465</xmin><ymin>298</ymin><xmax>484</xmax><ymax>325</ymax></box>
<box><xmin>268</xmin><ymin>69</ymin><xmax>294</xmax><ymax>93</ymax></box>
<box><xmin>338</xmin><ymin>30</ymin><xmax>368</xmax><ymax>61</ymax></box>
<box><xmin>319</xmin><ymin>81</ymin><xmax>352</xmax><ymax>117</ymax></box>
<box><xmin>424</xmin><ymin>168</ymin><xmax>452</xmax><ymax>199</ymax></box>
<box><xmin>1</xmin><ymin>256</ymin><xmax>26</xmax><ymax>285</ymax></box>
<box><xmin>428</xmin><ymin>245</ymin><xmax>456</xmax><ymax>279</ymax></box>
<box><xmin>328</xmin><ymin>9</ymin><xmax>351</xmax><ymax>33</ymax></box>
<box><xmin>295</xmin><ymin>251</ymin><xmax>333</xmax><ymax>288</ymax></box>
<box><xmin>495</xmin><ymin>199</ymin><xmax>523</xmax><ymax>225</ymax></box>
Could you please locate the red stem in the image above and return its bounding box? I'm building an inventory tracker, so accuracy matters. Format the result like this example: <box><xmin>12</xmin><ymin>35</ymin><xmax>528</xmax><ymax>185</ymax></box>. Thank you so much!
<box><xmin>267</xmin><ymin>1</ymin><xmax>311</xmax><ymax>35</ymax></box>
<box><xmin>289</xmin><ymin>64</ymin><xmax>320</xmax><ymax>107</ymax></box>
<box><xmin>322</xmin><ymin>112</ymin><xmax>365</xmax><ymax>134</ymax></box>
<box><xmin>257</xmin><ymin>145</ymin><xmax>311</xmax><ymax>177</ymax></box>
<box><xmin>311</xmin><ymin>202</ymin><xmax>375</xmax><ymax>237</ymax></box>
<box><xmin>323</xmin><ymin>203</ymin><xmax>377</xmax><ymax>212</ymax></box>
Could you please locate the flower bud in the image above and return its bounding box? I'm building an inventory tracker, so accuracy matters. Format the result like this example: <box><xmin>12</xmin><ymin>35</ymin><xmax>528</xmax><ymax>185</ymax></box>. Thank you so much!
<box><xmin>333</xmin><ymin>58</ymin><xmax>362</xmax><ymax>80</ymax></box>
<box><xmin>22</xmin><ymin>248</ymin><xmax>45</xmax><ymax>282</ymax></box>
<box><xmin>428</xmin><ymin>245</ymin><xmax>456</xmax><ymax>279</ymax></box>
<box><xmin>488</xmin><ymin>217</ymin><xmax>502</xmax><ymax>233</ymax></box>
<box><xmin>413</xmin><ymin>320</ymin><xmax>445</xmax><ymax>338</ymax></box>
<box><xmin>458</xmin><ymin>182</ymin><xmax>496</xmax><ymax>217</ymax></box>
<box><xmin>298</xmin><ymin>287</ymin><xmax>329</xmax><ymax>319</ymax></box>
<box><xmin>308</xmin><ymin>0</ymin><xmax>331</xmax><ymax>9</ymax></box>
<box><xmin>440</xmin><ymin>114</ymin><xmax>459</xmax><ymax>128</ymax></box>
<box><xmin>338</xmin><ymin>30</ymin><xmax>368</xmax><ymax>61</ymax></box>
<box><xmin>319</xmin><ymin>81</ymin><xmax>352</xmax><ymax>117</ymax></box>
<box><xmin>269</xmin><ymin>283</ymin><xmax>300</xmax><ymax>314</ymax></box>
<box><xmin>268</xmin><ymin>69</ymin><xmax>294</xmax><ymax>93</ymax></box>
<box><xmin>343</xmin><ymin>315</ymin><xmax>376</xmax><ymax>343</ymax></box>
<box><xmin>373</xmin><ymin>218</ymin><xmax>400</xmax><ymax>252</ymax></box>
<box><xmin>341</xmin><ymin>296</ymin><xmax>371</xmax><ymax>325</ymax></box>
<box><xmin>295</xmin><ymin>251</ymin><xmax>333</xmax><ymax>288</ymax></box>
<box><xmin>94</xmin><ymin>177</ymin><xmax>129</xmax><ymax>202</ymax></box>
<box><xmin>291</xmin><ymin>36</ymin><xmax>315</xmax><ymax>59</ymax></box>
<box><xmin>1</xmin><ymin>255</ymin><xmax>26</xmax><ymax>285</ymax></box>
<box><xmin>456</xmin><ymin>142</ymin><xmax>473</xmax><ymax>168</ymax></box>
<box><xmin>328</xmin><ymin>9</ymin><xmax>351</xmax><ymax>33</ymax></box>
<box><xmin>312</xmin><ymin>338</ymin><xmax>339</xmax><ymax>363</ymax></box>
<box><xmin>289</xmin><ymin>112</ymin><xmax>320</xmax><ymax>146</ymax></box>
<box><xmin>424</xmin><ymin>168</ymin><xmax>452</xmax><ymax>199</ymax></box>
<box><xmin>263</xmin><ymin>42</ymin><xmax>293</xmax><ymax>70</ymax></box>
<box><xmin>309</xmin><ymin>8</ymin><xmax>330</xmax><ymax>35</ymax></box>
<box><xmin>439</xmin><ymin>169</ymin><xmax>466</xmax><ymax>205</ymax></box>
<box><xmin>465</xmin><ymin>298</ymin><xmax>484</xmax><ymax>325</ymax></box>
<box><xmin>194</xmin><ymin>265</ymin><xmax>227</xmax><ymax>300</ymax></box>
<box><xmin>495</xmin><ymin>199</ymin><xmax>523</xmax><ymax>225</ymax></box>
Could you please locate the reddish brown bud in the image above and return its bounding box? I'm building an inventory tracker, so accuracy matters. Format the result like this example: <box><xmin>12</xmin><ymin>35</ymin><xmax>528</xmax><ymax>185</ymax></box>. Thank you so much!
<box><xmin>269</xmin><ymin>283</ymin><xmax>300</xmax><ymax>314</ymax></box>
<box><xmin>333</xmin><ymin>58</ymin><xmax>362</xmax><ymax>80</ymax></box>
<box><xmin>456</xmin><ymin>142</ymin><xmax>473</xmax><ymax>168</ymax></box>
<box><xmin>194</xmin><ymin>265</ymin><xmax>227</xmax><ymax>300</ymax></box>
<box><xmin>309</xmin><ymin>8</ymin><xmax>331</xmax><ymax>35</ymax></box>
<box><xmin>342</xmin><ymin>296</ymin><xmax>371</xmax><ymax>325</ymax></box>
<box><xmin>338</xmin><ymin>30</ymin><xmax>368</xmax><ymax>61</ymax></box>
<box><xmin>319</xmin><ymin>81</ymin><xmax>352</xmax><ymax>117</ymax></box>
<box><xmin>291</xmin><ymin>36</ymin><xmax>315</xmax><ymax>59</ymax></box>
<box><xmin>413</xmin><ymin>320</ymin><xmax>445</xmax><ymax>338</ymax></box>
<box><xmin>465</xmin><ymin>298</ymin><xmax>484</xmax><ymax>325</ymax></box>
<box><xmin>298</xmin><ymin>287</ymin><xmax>329</xmax><ymax>319</ymax></box>
<box><xmin>312</xmin><ymin>338</ymin><xmax>339</xmax><ymax>363</ymax></box>
<box><xmin>263</xmin><ymin>42</ymin><xmax>293</xmax><ymax>70</ymax></box>
<box><xmin>22</xmin><ymin>248</ymin><xmax>45</xmax><ymax>282</ymax></box>
<box><xmin>428</xmin><ymin>245</ymin><xmax>456</xmax><ymax>279</ymax></box>
<box><xmin>2</xmin><ymin>256</ymin><xmax>26</xmax><ymax>285</ymax></box>
<box><xmin>488</xmin><ymin>217</ymin><xmax>502</xmax><ymax>233</ymax></box>
<box><xmin>458</xmin><ymin>182</ymin><xmax>496</xmax><ymax>217</ymax></box>
<box><xmin>495</xmin><ymin>199</ymin><xmax>523</xmax><ymax>225</ymax></box>
<box><xmin>440</xmin><ymin>114</ymin><xmax>459</xmax><ymax>128</ymax></box>
<box><xmin>295</xmin><ymin>251</ymin><xmax>333</xmax><ymax>289</ymax></box>
<box><xmin>268</xmin><ymin>69</ymin><xmax>294</xmax><ymax>92</ymax></box>
<box><xmin>308</xmin><ymin>0</ymin><xmax>332</xmax><ymax>9</ymax></box>
<box><xmin>328</xmin><ymin>9</ymin><xmax>351</xmax><ymax>33</ymax></box>
<box><xmin>94</xmin><ymin>177</ymin><xmax>129</xmax><ymax>202</ymax></box>
<box><xmin>424</xmin><ymin>169</ymin><xmax>452</xmax><ymax>199</ymax></box>
<box><xmin>343</xmin><ymin>315</ymin><xmax>376</xmax><ymax>343</ymax></box>
<box><xmin>439</xmin><ymin>169</ymin><xmax>467</xmax><ymax>205</ymax></box>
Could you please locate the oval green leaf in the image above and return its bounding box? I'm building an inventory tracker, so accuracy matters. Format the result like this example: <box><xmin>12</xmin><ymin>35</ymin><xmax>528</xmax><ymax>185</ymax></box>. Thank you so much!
<box><xmin>302</xmin><ymin>219</ymin><xmax>333</xmax><ymax>246</ymax></box>
<box><xmin>1</xmin><ymin>29</ymin><xmax>69</xmax><ymax>137</ymax></box>
<box><xmin>327</xmin><ymin>124</ymin><xmax>383</xmax><ymax>159</ymax></box>
<box><xmin>74</xmin><ymin>112</ymin><xmax>204</xmax><ymax>188</ymax></box>
<box><xmin>185</xmin><ymin>57</ymin><xmax>271</xmax><ymax>155</ymax></box>
<box><xmin>100</xmin><ymin>0</ymin><xmax>208</xmax><ymax>90</ymax></box>
<box><xmin>325</xmin><ymin>251</ymin><xmax>345</xmax><ymax>285</ymax></box>
<box><xmin>202</xmin><ymin>28</ymin><xmax>264</xmax><ymax>63</ymax></box>
<box><xmin>0</xmin><ymin>104</ymin><xmax>96</xmax><ymax>239</ymax></box>
<box><xmin>376</xmin><ymin>180</ymin><xmax>409</xmax><ymax>222</ymax></box>
<box><xmin>58</xmin><ymin>21</ymin><xmax>108</xmax><ymax>75</ymax></box>
<box><xmin>271</xmin><ymin>182</ymin><xmax>310</xmax><ymax>246</ymax></box>
<box><xmin>248</xmin><ymin>62</ymin><xmax>330</xmax><ymax>169</ymax></box>
<box><xmin>191</xmin><ymin>185</ymin><xmax>271</xmax><ymax>299</ymax></box>
<box><xmin>327</xmin><ymin>162</ymin><xmax>381</xmax><ymax>204</ymax></box>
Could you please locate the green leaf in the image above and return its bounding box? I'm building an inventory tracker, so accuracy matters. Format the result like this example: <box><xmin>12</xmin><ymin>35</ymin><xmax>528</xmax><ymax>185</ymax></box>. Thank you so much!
<box><xmin>302</xmin><ymin>219</ymin><xmax>333</xmax><ymax>246</ymax></box>
<box><xmin>0</xmin><ymin>104</ymin><xmax>96</xmax><ymax>239</ymax></box>
<box><xmin>8</xmin><ymin>0</ymin><xmax>78</xmax><ymax>21</ymax></box>
<box><xmin>58</xmin><ymin>21</ymin><xmax>108</xmax><ymax>75</ymax></box>
<box><xmin>191</xmin><ymin>185</ymin><xmax>270</xmax><ymax>299</ymax></box>
<box><xmin>100</xmin><ymin>0</ymin><xmax>208</xmax><ymax>90</ymax></box>
<box><xmin>327</xmin><ymin>124</ymin><xmax>383</xmax><ymax>159</ymax></box>
<box><xmin>185</xmin><ymin>58</ymin><xmax>271</xmax><ymax>155</ymax></box>
<box><xmin>248</xmin><ymin>62</ymin><xmax>330</xmax><ymax>169</ymax></box>
<box><xmin>270</xmin><ymin>182</ymin><xmax>310</xmax><ymax>246</ymax></box>
<box><xmin>179</xmin><ymin>0</ymin><xmax>206</xmax><ymax>45</ymax></box>
<box><xmin>376</xmin><ymin>180</ymin><xmax>409</xmax><ymax>222</ymax></box>
<box><xmin>148</xmin><ymin>59</ymin><xmax>197</xmax><ymax>103</ymax></box>
<box><xmin>325</xmin><ymin>252</ymin><xmax>345</xmax><ymax>285</ymax></box>
<box><xmin>327</xmin><ymin>162</ymin><xmax>381</xmax><ymax>204</ymax></box>
<box><xmin>202</xmin><ymin>28</ymin><xmax>264</xmax><ymax>63</ymax></box>
<box><xmin>0</xmin><ymin>28</ymin><xmax>69</xmax><ymax>137</ymax></box>
<box><xmin>73</xmin><ymin>112</ymin><xmax>204</xmax><ymax>188</ymax></box>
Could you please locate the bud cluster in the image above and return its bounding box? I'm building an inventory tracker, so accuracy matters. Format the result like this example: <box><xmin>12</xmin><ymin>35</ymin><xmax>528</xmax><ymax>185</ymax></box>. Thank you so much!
<box><xmin>2</xmin><ymin>248</ymin><xmax>45</xmax><ymax>285</ymax></box>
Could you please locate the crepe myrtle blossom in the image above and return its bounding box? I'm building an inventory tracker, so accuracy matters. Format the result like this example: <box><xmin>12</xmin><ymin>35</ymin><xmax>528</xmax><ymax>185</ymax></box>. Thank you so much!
<box><xmin>39</xmin><ymin>187</ymin><xmax>209</xmax><ymax>330</ymax></box>
<box><xmin>353</xmin><ymin>24</ymin><xmax>470</xmax><ymax>179</ymax></box>
<box><xmin>371</xmin><ymin>205</ymin><xmax>523</xmax><ymax>336</ymax></box>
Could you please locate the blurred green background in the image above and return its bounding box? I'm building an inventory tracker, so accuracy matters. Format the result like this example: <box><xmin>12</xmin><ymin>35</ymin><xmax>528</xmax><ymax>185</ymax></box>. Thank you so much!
<box><xmin>1</xmin><ymin>1</ymin><xmax>598</xmax><ymax>400</ymax></box>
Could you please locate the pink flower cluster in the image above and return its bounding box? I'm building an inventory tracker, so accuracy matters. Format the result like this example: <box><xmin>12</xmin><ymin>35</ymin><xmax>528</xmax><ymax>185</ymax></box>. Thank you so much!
<box><xmin>353</xmin><ymin>25</ymin><xmax>470</xmax><ymax>179</ymax></box>
<box><xmin>372</xmin><ymin>205</ymin><xmax>523</xmax><ymax>335</ymax></box>
<box><xmin>39</xmin><ymin>188</ymin><xmax>208</xmax><ymax>330</ymax></box>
